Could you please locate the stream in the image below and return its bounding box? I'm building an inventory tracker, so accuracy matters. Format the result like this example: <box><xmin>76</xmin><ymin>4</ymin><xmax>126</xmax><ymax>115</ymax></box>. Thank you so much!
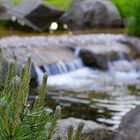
<box><xmin>1</xmin><ymin>32</ymin><xmax>140</xmax><ymax>129</ymax></box>
<box><xmin>45</xmin><ymin>61</ymin><xmax>140</xmax><ymax>129</ymax></box>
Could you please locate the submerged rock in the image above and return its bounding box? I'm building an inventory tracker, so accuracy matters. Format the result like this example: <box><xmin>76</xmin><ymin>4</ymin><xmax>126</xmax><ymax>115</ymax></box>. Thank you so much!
<box><xmin>62</xmin><ymin>0</ymin><xmax>122</xmax><ymax>30</ymax></box>
<box><xmin>53</xmin><ymin>117</ymin><xmax>113</xmax><ymax>140</ymax></box>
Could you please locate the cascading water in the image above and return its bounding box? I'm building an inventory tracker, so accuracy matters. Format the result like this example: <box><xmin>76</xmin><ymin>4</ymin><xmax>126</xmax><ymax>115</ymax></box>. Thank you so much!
<box><xmin>39</xmin><ymin>58</ymin><xmax>84</xmax><ymax>76</ymax></box>
<box><xmin>40</xmin><ymin>53</ymin><xmax>140</xmax><ymax>129</ymax></box>
<box><xmin>34</xmin><ymin>47</ymin><xmax>85</xmax><ymax>84</ymax></box>
<box><xmin>1</xmin><ymin>34</ymin><xmax>140</xmax><ymax>129</ymax></box>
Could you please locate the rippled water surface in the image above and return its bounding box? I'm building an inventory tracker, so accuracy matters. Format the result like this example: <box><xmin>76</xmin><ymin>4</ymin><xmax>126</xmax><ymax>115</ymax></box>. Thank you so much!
<box><xmin>45</xmin><ymin>60</ymin><xmax>140</xmax><ymax>129</ymax></box>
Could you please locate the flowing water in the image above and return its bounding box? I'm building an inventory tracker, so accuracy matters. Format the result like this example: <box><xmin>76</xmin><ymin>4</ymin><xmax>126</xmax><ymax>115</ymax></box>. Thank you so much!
<box><xmin>35</xmin><ymin>54</ymin><xmax>140</xmax><ymax>129</ymax></box>
<box><xmin>1</xmin><ymin>32</ymin><xmax>140</xmax><ymax>129</ymax></box>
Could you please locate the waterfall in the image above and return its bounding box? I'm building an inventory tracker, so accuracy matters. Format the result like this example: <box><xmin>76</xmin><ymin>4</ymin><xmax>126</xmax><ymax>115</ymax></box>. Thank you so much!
<box><xmin>35</xmin><ymin>59</ymin><xmax>84</xmax><ymax>84</ymax></box>
<box><xmin>38</xmin><ymin>59</ymin><xmax>84</xmax><ymax>75</ymax></box>
<box><xmin>118</xmin><ymin>52</ymin><xmax>125</xmax><ymax>60</ymax></box>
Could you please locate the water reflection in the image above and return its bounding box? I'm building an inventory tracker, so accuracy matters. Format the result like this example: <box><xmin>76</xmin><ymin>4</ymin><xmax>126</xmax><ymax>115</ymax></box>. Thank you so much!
<box><xmin>46</xmin><ymin>86</ymin><xmax>140</xmax><ymax>129</ymax></box>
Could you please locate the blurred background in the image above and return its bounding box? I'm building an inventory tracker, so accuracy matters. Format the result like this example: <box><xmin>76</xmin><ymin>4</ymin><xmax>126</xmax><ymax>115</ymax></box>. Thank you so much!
<box><xmin>0</xmin><ymin>0</ymin><xmax>140</xmax><ymax>137</ymax></box>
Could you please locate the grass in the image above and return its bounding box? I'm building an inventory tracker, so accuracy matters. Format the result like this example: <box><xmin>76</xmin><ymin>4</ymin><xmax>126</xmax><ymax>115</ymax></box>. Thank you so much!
<box><xmin>13</xmin><ymin>0</ymin><xmax>72</xmax><ymax>11</ymax></box>
<box><xmin>46</xmin><ymin>0</ymin><xmax>72</xmax><ymax>11</ymax></box>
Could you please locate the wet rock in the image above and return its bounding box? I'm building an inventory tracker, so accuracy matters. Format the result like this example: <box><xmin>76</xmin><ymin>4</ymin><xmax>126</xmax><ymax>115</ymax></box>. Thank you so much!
<box><xmin>121</xmin><ymin>36</ymin><xmax>140</xmax><ymax>58</ymax></box>
<box><xmin>79</xmin><ymin>49</ymin><xmax>131</xmax><ymax>70</ymax></box>
<box><xmin>114</xmin><ymin>105</ymin><xmax>140</xmax><ymax>140</ymax></box>
<box><xmin>80</xmin><ymin>49</ymin><xmax>108</xmax><ymax>70</ymax></box>
<box><xmin>53</xmin><ymin>117</ymin><xmax>113</xmax><ymax>140</ymax></box>
<box><xmin>62</xmin><ymin>0</ymin><xmax>122</xmax><ymax>30</ymax></box>
<box><xmin>0</xmin><ymin>34</ymin><xmax>133</xmax><ymax>71</ymax></box>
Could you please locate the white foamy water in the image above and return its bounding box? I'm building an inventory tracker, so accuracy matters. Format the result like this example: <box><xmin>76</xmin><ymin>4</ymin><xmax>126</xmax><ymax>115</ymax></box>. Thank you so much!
<box><xmin>36</xmin><ymin>59</ymin><xmax>140</xmax><ymax>93</ymax></box>
<box><xmin>35</xmin><ymin>59</ymin><xmax>140</xmax><ymax>129</ymax></box>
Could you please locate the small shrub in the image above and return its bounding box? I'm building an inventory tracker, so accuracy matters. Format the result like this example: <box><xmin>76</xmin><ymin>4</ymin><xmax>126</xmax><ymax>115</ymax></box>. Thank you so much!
<box><xmin>112</xmin><ymin>0</ymin><xmax>132</xmax><ymax>18</ymax></box>
<box><xmin>13</xmin><ymin>0</ymin><xmax>72</xmax><ymax>11</ymax></box>
<box><xmin>45</xmin><ymin>0</ymin><xmax>72</xmax><ymax>11</ymax></box>
<box><xmin>0</xmin><ymin>48</ymin><xmax>84</xmax><ymax>140</ymax></box>
<box><xmin>112</xmin><ymin>0</ymin><xmax>140</xmax><ymax>36</ymax></box>
<box><xmin>126</xmin><ymin>0</ymin><xmax>140</xmax><ymax>36</ymax></box>
<box><xmin>0</xmin><ymin>48</ymin><xmax>61</xmax><ymax>139</ymax></box>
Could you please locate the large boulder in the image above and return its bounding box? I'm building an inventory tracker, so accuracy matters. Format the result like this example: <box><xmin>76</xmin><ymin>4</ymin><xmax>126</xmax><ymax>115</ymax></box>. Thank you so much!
<box><xmin>62</xmin><ymin>0</ymin><xmax>122</xmax><ymax>30</ymax></box>
<box><xmin>25</xmin><ymin>4</ymin><xmax>65</xmax><ymax>31</ymax></box>
<box><xmin>53</xmin><ymin>117</ymin><xmax>113</xmax><ymax>140</ymax></box>
<box><xmin>0</xmin><ymin>0</ymin><xmax>65</xmax><ymax>31</ymax></box>
<box><xmin>114</xmin><ymin>105</ymin><xmax>140</xmax><ymax>140</ymax></box>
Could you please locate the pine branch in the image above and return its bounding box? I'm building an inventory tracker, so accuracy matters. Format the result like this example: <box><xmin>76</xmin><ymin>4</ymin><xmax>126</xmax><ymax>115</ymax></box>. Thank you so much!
<box><xmin>0</xmin><ymin>48</ymin><xmax>3</xmax><ymax>75</ymax></box>
<box><xmin>4</xmin><ymin>61</ymin><xmax>15</xmax><ymax>96</ymax></box>
<box><xmin>73</xmin><ymin>122</ymin><xmax>85</xmax><ymax>140</ymax></box>
<box><xmin>34</xmin><ymin>73</ymin><xmax>48</xmax><ymax>109</ymax></box>
<box><xmin>11</xmin><ymin>76</ymin><xmax>20</xmax><ymax>136</ymax></box>
<box><xmin>47</xmin><ymin>106</ymin><xmax>61</xmax><ymax>140</ymax></box>
<box><xmin>68</xmin><ymin>126</ymin><xmax>73</xmax><ymax>140</ymax></box>
<box><xmin>0</xmin><ymin>50</ymin><xmax>85</xmax><ymax>140</ymax></box>
<box><xmin>22</xmin><ymin>55</ymin><xmax>31</xmax><ymax>114</ymax></box>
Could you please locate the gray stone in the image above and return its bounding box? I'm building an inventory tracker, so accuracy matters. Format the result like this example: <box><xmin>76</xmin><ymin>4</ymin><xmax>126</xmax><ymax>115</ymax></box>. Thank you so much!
<box><xmin>0</xmin><ymin>0</ymin><xmax>13</xmax><ymax>9</ymax></box>
<box><xmin>120</xmin><ymin>36</ymin><xmax>140</xmax><ymax>57</ymax></box>
<box><xmin>13</xmin><ymin>0</ymin><xmax>42</xmax><ymax>16</ymax></box>
<box><xmin>114</xmin><ymin>105</ymin><xmax>140</xmax><ymax>140</ymax></box>
<box><xmin>79</xmin><ymin>49</ymin><xmax>132</xmax><ymax>70</ymax></box>
<box><xmin>0</xmin><ymin>5</ymin><xmax>7</xmax><ymax>13</ymax></box>
<box><xmin>53</xmin><ymin>117</ymin><xmax>113</xmax><ymax>140</ymax></box>
<box><xmin>62</xmin><ymin>0</ymin><xmax>122</xmax><ymax>30</ymax></box>
<box><xmin>0</xmin><ymin>0</ymin><xmax>64</xmax><ymax>31</ymax></box>
<box><xmin>25</xmin><ymin>4</ymin><xmax>64</xmax><ymax>31</ymax></box>
<box><xmin>0</xmin><ymin>0</ymin><xmax>13</xmax><ymax>20</ymax></box>
<box><xmin>80</xmin><ymin>49</ymin><xmax>109</xmax><ymax>70</ymax></box>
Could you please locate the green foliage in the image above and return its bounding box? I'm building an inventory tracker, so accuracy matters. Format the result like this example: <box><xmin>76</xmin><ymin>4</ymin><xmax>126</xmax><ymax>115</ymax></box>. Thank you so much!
<box><xmin>0</xmin><ymin>48</ymin><xmax>84</xmax><ymax>140</ymax></box>
<box><xmin>112</xmin><ymin>0</ymin><xmax>140</xmax><ymax>36</ymax></box>
<box><xmin>13</xmin><ymin>0</ymin><xmax>21</xmax><ymax>5</ymax></box>
<box><xmin>13</xmin><ymin>0</ymin><xmax>72</xmax><ymax>11</ymax></box>
<box><xmin>45</xmin><ymin>0</ymin><xmax>72</xmax><ymax>11</ymax></box>
<box><xmin>112</xmin><ymin>0</ymin><xmax>132</xmax><ymax>18</ymax></box>
<box><xmin>126</xmin><ymin>0</ymin><xmax>140</xmax><ymax>36</ymax></box>
<box><xmin>0</xmin><ymin>48</ymin><xmax>61</xmax><ymax>139</ymax></box>
<box><xmin>67</xmin><ymin>122</ymin><xmax>85</xmax><ymax>140</ymax></box>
